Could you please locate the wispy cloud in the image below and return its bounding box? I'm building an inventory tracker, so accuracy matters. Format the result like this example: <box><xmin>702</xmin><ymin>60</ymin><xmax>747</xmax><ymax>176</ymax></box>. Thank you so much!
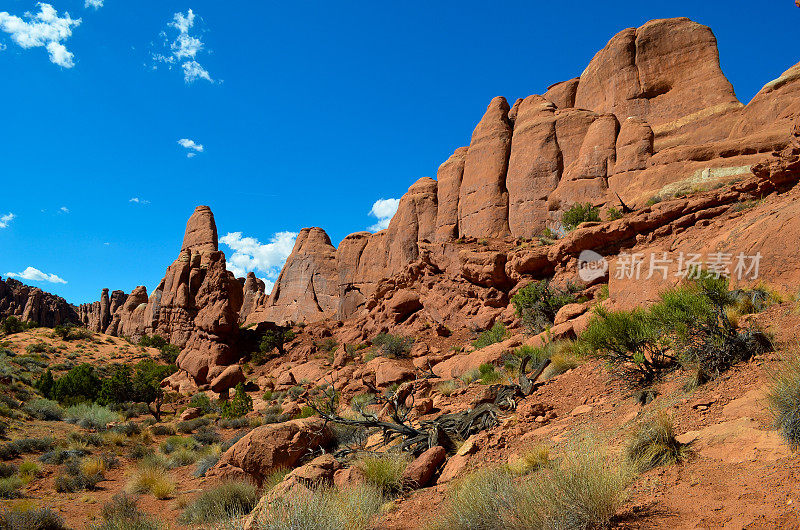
<box><xmin>129</xmin><ymin>197</ymin><xmax>150</xmax><ymax>205</ymax></box>
<box><xmin>368</xmin><ymin>198</ymin><xmax>400</xmax><ymax>232</ymax></box>
<box><xmin>84</xmin><ymin>0</ymin><xmax>104</xmax><ymax>9</ymax></box>
<box><xmin>0</xmin><ymin>3</ymin><xmax>81</xmax><ymax>68</ymax></box>
<box><xmin>152</xmin><ymin>9</ymin><xmax>213</xmax><ymax>83</ymax></box>
<box><xmin>6</xmin><ymin>266</ymin><xmax>67</xmax><ymax>284</ymax></box>
<box><xmin>59</xmin><ymin>206</ymin><xmax>69</xmax><ymax>214</ymax></box>
<box><xmin>178</xmin><ymin>138</ymin><xmax>204</xmax><ymax>157</ymax></box>
<box><xmin>219</xmin><ymin>231</ymin><xmax>298</xmax><ymax>290</ymax></box>
<box><xmin>0</xmin><ymin>213</ymin><xmax>15</xmax><ymax>228</ymax></box>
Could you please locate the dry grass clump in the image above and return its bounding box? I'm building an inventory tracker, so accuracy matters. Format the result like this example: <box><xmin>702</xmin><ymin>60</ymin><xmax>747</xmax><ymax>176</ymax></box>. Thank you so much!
<box><xmin>0</xmin><ymin>505</ymin><xmax>66</xmax><ymax>529</ymax></box>
<box><xmin>429</xmin><ymin>438</ymin><xmax>630</xmax><ymax>530</ymax></box>
<box><xmin>625</xmin><ymin>412</ymin><xmax>689</xmax><ymax>472</ymax></box>
<box><xmin>94</xmin><ymin>492</ymin><xmax>163</xmax><ymax>530</ymax></box>
<box><xmin>357</xmin><ymin>452</ymin><xmax>410</xmax><ymax>495</ymax></box>
<box><xmin>179</xmin><ymin>481</ymin><xmax>259</xmax><ymax>524</ymax></box>
<box><xmin>766</xmin><ymin>349</ymin><xmax>800</xmax><ymax>449</ymax></box>
<box><xmin>505</xmin><ymin>445</ymin><xmax>549</xmax><ymax>476</ymax></box>
<box><xmin>250</xmin><ymin>484</ymin><xmax>384</xmax><ymax>530</ymax></box>
<box><xmin>129</xmin><ymin>463</ymin><xmax>175</xmax><ymax>500</ymax></box>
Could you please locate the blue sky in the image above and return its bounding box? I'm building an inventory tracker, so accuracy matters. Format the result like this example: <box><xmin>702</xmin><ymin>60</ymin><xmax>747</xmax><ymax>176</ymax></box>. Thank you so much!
<box><xmin>0</xmin><ymin>0</ymin><xmax>797</xmax><ymax>304</ymax></box>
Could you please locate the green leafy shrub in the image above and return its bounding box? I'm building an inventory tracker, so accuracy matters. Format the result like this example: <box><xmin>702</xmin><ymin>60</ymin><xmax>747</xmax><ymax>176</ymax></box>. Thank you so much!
<box><xmin>149</xmin><ymin>424</ymin><xmax>175</xmax><ymax>436</ymax></box>
<box><xmin>49</xmin><ymin>363</ymin><xmax>101</xmax><ymax>404</ymax></box>
<box><xmin>316</xmin><ymin>337</ymin><xmax>338</xmax><ymax>353</ymax></box>
<box><xmin>179</xmin><ymin>481</ymin><xmax>259</xmax><ymax>524</ymax></box>
<box><xmin>188</xmin><ymin>392</ymin><xmax>215</xmax><ymax>414</ymax></box>
<box><xmin>562</xmin><ymin>202</ymin><xmax>600</xmax><ymax>231</ymax></box>
<box><xmin>511</xmin><ymin>279</ymin><xmax>582</xmax><ymax>334</ymax></box>
<box><xmin>625</xmin><ymin>412</ymin><xmax>688</xmax><ymax>472</ymax></box>
<box><xmin>258</xmin><ymin>327</ymin><xmax>296</xmax><ymax>359</ymax></box>
<box><xmin>1</xmin><ymin>316</ymin><xmax>30</xmax><ymax>336</ymax></box>
<box><xmin>472</xmin><ymin>322</ymin><xmax>508</xmax><ymax>350</ymax></box>
<box><xmin>606</xmin><ymin>206</ymin><xmax>624</xmax><ymax>221</ymax></box>
<box><xmin>221</xmin><ymin>383</ymin><xmax>253</xmax><ymax>419</ymax></box>
<box><xmin>0</xmin><ymin>476</ymin><xmax>22</xmax><ymax>499</ymax></box>
<box><xmin>372</xmin><ymin>333</ymin><xmax>413</xmax><ymax>358</ymax></box>
<box><xmin>139</xmin><ymin>335</ymin><xmax>167</xmax><ymax>349</ymax></box>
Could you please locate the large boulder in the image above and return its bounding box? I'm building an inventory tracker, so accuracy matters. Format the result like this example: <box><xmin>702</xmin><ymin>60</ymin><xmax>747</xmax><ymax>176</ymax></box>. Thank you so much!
<box><xmin>208</xmin><ymin>418</ymin><xmax>332</xmax><ymax>485</ymax></box>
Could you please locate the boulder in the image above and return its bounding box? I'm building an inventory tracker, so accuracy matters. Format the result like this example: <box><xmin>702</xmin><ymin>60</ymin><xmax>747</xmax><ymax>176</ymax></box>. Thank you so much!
<box><xmin>401</xmin><ymin>446</ymin><xmax>446</xmax><ymax>488</ymax></box>
<box><xmin>209</xmin><ymin>364</ymin><xmax>245</xmax><ymax>393</ymax></box>
<box><xmin>208</xmin><ymin>418</ymin><xmax>332</xmax><ymax>485</ymax></box>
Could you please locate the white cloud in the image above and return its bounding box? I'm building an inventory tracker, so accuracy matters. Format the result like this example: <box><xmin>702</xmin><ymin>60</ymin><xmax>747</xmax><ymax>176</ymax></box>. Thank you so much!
<box><xmin>220</xmin><ymin>231</ymin><xmax>298</xmax><ymax>290</ymax></box>
<box><xmin>0</xmin><ymin>213</ymin><xmax>15</xmax><ymax>228</ymax></box>
<box><xmin>178</xmin><ymin>138</ymin><xmax>204</xmax><ymax>157</ymax></box>
<box><xmin>0</xmin><ymin>3</ymin><xmax>81</xmax><ymax>68</ymax></box>
<box><xmin>129</xmin><ymin>197</ymin><xmax>150</xmax><ymax>204</ymax></box>
<box><xmin>84</xmin><ymin>0</ymin><xmax>104</xmax><ymax>9</ymax></box>
<box><xmin>0</xmin><ymin>43</ymin><xmax>6</xmax><ymax>51</ymax></box>
<box><xmin>152</xmin><ymin>9</ymin><xmax>213</xmax><ymax>84</ymax></box>
<box><xmin>368</xmin><ymin>198</ymin><xmax>400</xmax><ymax>232</ymax></box>
<box><xmin>59</xmin><ymin>206</ymin><xmax>69</xmax><ymax>214</ymax></box>
<box><xmin>6</xmin><ymin>266</ymin><xmax>67</xmax><ymax>284</ymax></box>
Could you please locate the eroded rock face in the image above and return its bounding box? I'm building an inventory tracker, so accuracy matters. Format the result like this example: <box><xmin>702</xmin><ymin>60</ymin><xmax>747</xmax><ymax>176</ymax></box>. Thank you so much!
<box><xmin>1</xmin><ymin>277</ymin><xmax>79</xmax><ymax>327</ymax></box>
<box><xmin>435</xmin><ymin>147</ymin><xmax>468</xmax><ymax>242</ymax></box>
<box><xmin>181</xmin><ymin>205</ymin><xmax>218</xmax><ymax>253</ymax></box>
<box><xmin>458</xmin><ymin>96</ymin><xmax>513</xmax><ymax>238</ymax></box>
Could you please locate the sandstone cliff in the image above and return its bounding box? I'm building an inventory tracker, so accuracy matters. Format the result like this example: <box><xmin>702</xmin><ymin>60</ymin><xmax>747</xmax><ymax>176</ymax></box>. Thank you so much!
<box><xmin>0</xmin><ymin>277</ymin><xmax>79</xmax><ymax>327</ymax></box>
<box><xmin>250</xmin><ymin>17</ymin><xmax>800</xmax><ymax>326</ymax></box>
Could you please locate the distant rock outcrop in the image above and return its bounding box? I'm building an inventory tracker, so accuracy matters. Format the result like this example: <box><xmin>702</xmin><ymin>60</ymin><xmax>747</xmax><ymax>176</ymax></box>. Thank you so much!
<box><xmin>0</xmin><ymin>277</ymin><xmax>79</xmax><ymax>327</ymax></box>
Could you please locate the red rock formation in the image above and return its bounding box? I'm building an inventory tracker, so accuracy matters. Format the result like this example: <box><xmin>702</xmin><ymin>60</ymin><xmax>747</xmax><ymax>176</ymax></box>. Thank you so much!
<box><xmin>435</xmin><ymin>148</ymin><xmax>468</xmax><ymax>242</ymax></box>
<box><xmin>0</xmin><ymin>277</ymin><xmax>79</xmax><ymax>327</ymax></box>
<box><xmin>458</xmin><ymin>96</ymin><xmax>512</xmax><ymax>238</ymax></box>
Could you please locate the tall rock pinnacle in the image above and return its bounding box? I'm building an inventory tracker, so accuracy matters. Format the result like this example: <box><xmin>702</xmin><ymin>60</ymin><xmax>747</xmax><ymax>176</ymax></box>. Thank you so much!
<box><xmin>181</xmin><ymin>205</ymin><xmax>219</xmax><ymax>253</ymax></box>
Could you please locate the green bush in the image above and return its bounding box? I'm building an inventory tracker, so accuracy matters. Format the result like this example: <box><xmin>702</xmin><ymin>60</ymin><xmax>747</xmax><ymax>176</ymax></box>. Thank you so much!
<box><xmin>53</xmin><ymin>323</ymin><xmax>88</xmax><ymax>341</ymax></box>
<box><xmin>0</xmin><ymin>476</ymin><xmax>22</xmax><ymax>499</ymax></box>
<box><xmin>258</xmin><ymin>327</ymin><xmax>296</xmax><ymax>358</ymax></box>
<box><xmin>138</xmin><ymin>335</ymin><xmax>168</xmax><ymax>349</ymax></box>
<box><xmin>625</xmin><ymin>412</ymin><xmax>689</xmax><ymax>472</ymax></box>
<box><xmin>49</xmin><ymin>363</ymin><xmax>101</xmax><ymax>404</ymax></box>
<box><xmin>55</xmin><ymin>459</ymin><xmax>102</xmax><ymax>492</ymax></box>
<box><xmin>472</xmin><ymin>322</ymin><xmax>508</xmax><ymax>350</ymax></box>
<box><xmin>766</xmin><ymin>351</ymin><xmax>800</xmax><ymax>449</ymax></box>
<box><xmin>316</xmin><ymin>337</ymin><xmax>338</xmax><ymax>353</ymax></box>
<box><xmin>221</xmin><ymin>383</ymin><xmax>253</xmax><ymax>419</ymax></box>
<box><xmin>1</xmin><ymin>316</ymin><xmax>30</xmax><ymax>336</ymax></box>
<box><xmin>176</xmin><ymin>417</ymin><xmax>211</xmax><ymax>433</ymax></box>
<box><xmin>372</xmin><ymin>333</ymin><xmax>413</xmax><ymax>358</ymax></box>
<box><xmin>562</xmin><ymin>202</ymin><xmax>600</xmax><ymax>231</ymax></box>
<box><xmin>511</xmin><ymin>279</ymin><xmax>582</xmax><ymax>335</ymax></box>
<box><xmin>606</xmin><ymin>206</ymin><xmax>624</xmax><ymax>221</ymax></box>
<box><xmin>179</xmin><ymin>481</ymin><xmax>259</xmax><ymax>524</ymax></box>
<box><xmin>193</xmin><ymin>454</ymin><xmax>219</xmax><ymax>478</ymax></box>
<box><xmin>188</xmin><ymin>392</ymin><xmax>215</xmax><ymax>414</ymax></box>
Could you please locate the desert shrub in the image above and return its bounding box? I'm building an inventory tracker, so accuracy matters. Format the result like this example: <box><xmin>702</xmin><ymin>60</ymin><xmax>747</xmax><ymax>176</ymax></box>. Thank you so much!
<box><xmin>218</xmin><ymin>416</ymin><xmax>251</xmax><ymax>429</ymax></box>
<box><xmin>625</xmin><ymin>412</ymin><xmax>689</xmax><ymax>472</ymax></box>
<box><xmin>766</xmin><ymin>350</ymin><xmax>800</xmax><ymax>449</ymax></box>
<box><xmin>160</xmin><ymin>435</ymin><xmax>196</xmax><ymax>455</ymax></box>
<box><xmin>23</xmin><ymin>398</ymin><xmax>64</xmax><ymax>421</ymax></box>
<box><xmin>1</xmin><ymin>316</ymin><xmax>29</xmax><ymax>336</ymax></box>
<box><xmin>26</xmin><ymin>342</ymin><xmax>54</xmax><ymax>354</ymax></box>
<box><xmin>258</xmin><ymin>327</ymin><xmax>296</xmax><ymax>358</ymax></box>
<box><xmin>177</xmin><ymin>417</ymin><xmax>212</xmax><ymax>433</ymax></box>
<box><xmin>511</xmin><ymin>279</ymin><xmax>582</xmax><ymax>335</ymax></box>
<box><xmin>7</xmin><ymin>437</ymin><xmax>54</xmax><ymax>454</ymax></box>
<box><xmin>94</xmin><ymin>492</ymin><xmax>161</xmax><ymax>530</ymax></box>
<box><xmin>562</xmin><ymin>202</ymin><xmax>600</xmax><ymax>231</ymax></box>
<box><xmin>477</xmin><ymin>363</ymin><xmax>503</xmax><ymax>385</ymax></box>
<box><xmin>65</xmin><ymin>403</ymin><xmax>122</xmax><ymax>430</ymax></box>
<box><xmin>0</xmin><ymin>476</ymin><xmax>22</xmax><ymax>498</ymax></box>
<box><xmin>606</xmin><ymin>206</ymin><xmax>624</xmax><ymax>221</ymax></box>
<box><xmin>221</xmin><ymin>383</ymin><xmax>253</xmax><ymax>419</ymax></box>
<box><xmin>316</xmin><ymin>337</ymin><xmax>338</xmax><ymax>353</ymax></box>
<box><xmin>505</xmin><ymin>445</ymin><xmax>550</xmax><ymax>476</ymax></box>
<box><xmin>506</xmin><ymin>440</ymin><xmax>630</xmax><ymax>529</ymax></box>
<box><xmin>357</xmin><ymin>452</ymin><xmax>410</xmax><ymax>496</ymax></box>
<box><xmin>0</xmin><ymin>463</ymin><xmax>16</xmax><ymax>478</ymax></box>
<box><xmin>18</xmin><ymin>460</ymin><xmax>41</xmax><ymax>481</ymax></box>
<box><xmin>129</xmin><ymin>463</ymin><xmax>175</xmax><ymax>499</ymax></box>
<box><xmin>111</xmin><ymin>421</ymin><xmax>141</xmax><ymax>437</ymax></box>
<box><xmin>193</xmin><ymin>454</ymin><xmax>220</xmax><ymax>478</ymax></box>
<box><xmin>49</xmin><ymin>363</ymin><xmax>101</xmax><ymax>404</ymax></box>
<box><xmin>372</xmin><ymin>333</ymin><xmax>413</xmax><ymax>358</ymax></box>
<box><xmin>55</xmin><ymin>459</ymin><xmax>102</xmax><ymax>492</ymax></box>
<box><xmin>40</xmin><ymin>448</ymin><xmax>87</xmax><ymax>465</ymax></box>
<box><xmin>149</xmin><ymin>424</ymin><xmax>175</xmax><ymax>436</ymax></box>
<box><xmin>250</xmin><ymin>484</ymin><xmax>383</xmax><ymax>530</ymax></box>
<box><xmin>428</xmin><ymin>468</ymin><xmax>515</xmax><ymax>530</ymax></box>
<box><xmin>193</xmin><ymin>426</ymin><xmax>221</xmax><ymax>446</ymax></box>
<box><xmin>188</xmin><ymin>392</ymin><xmax>215</xmax><ymax>414</ymax></box>
<box><xmin>287</xmin><ymin>385</ymin><xmax>304</xmax><ymax>400</ymax></box>
<box><xmin>472</xmin><ymin>322</ymin><xmax>508</xmax><ymax>350</ymax></box>
<box><xmin>0</xmin><ymin>505</ymin><xmax>66</xmax><ymax>529</ymax></box>
<box><xmin>53</xmin><ymin>323</ymin><xmax>87</xmax><ymax>341</ymax></box>
<box><xmin>159</xmin><ymin>344</ymin><xmax>180</xmax><ymax>364</ymax></box>
<box><xmin>138</xmin><ymin>335</ymin><xmax>167</xmax><ymax>349</ymax></box>
<box><xmin>166</xmin><ymin>447</ymin><xmax>198</xmax><ymax>469</ymax></box>
<box><xmin>179</xmin><ymin>481</ymin><xmax>259</xmax><ymax>524</ymax></box>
